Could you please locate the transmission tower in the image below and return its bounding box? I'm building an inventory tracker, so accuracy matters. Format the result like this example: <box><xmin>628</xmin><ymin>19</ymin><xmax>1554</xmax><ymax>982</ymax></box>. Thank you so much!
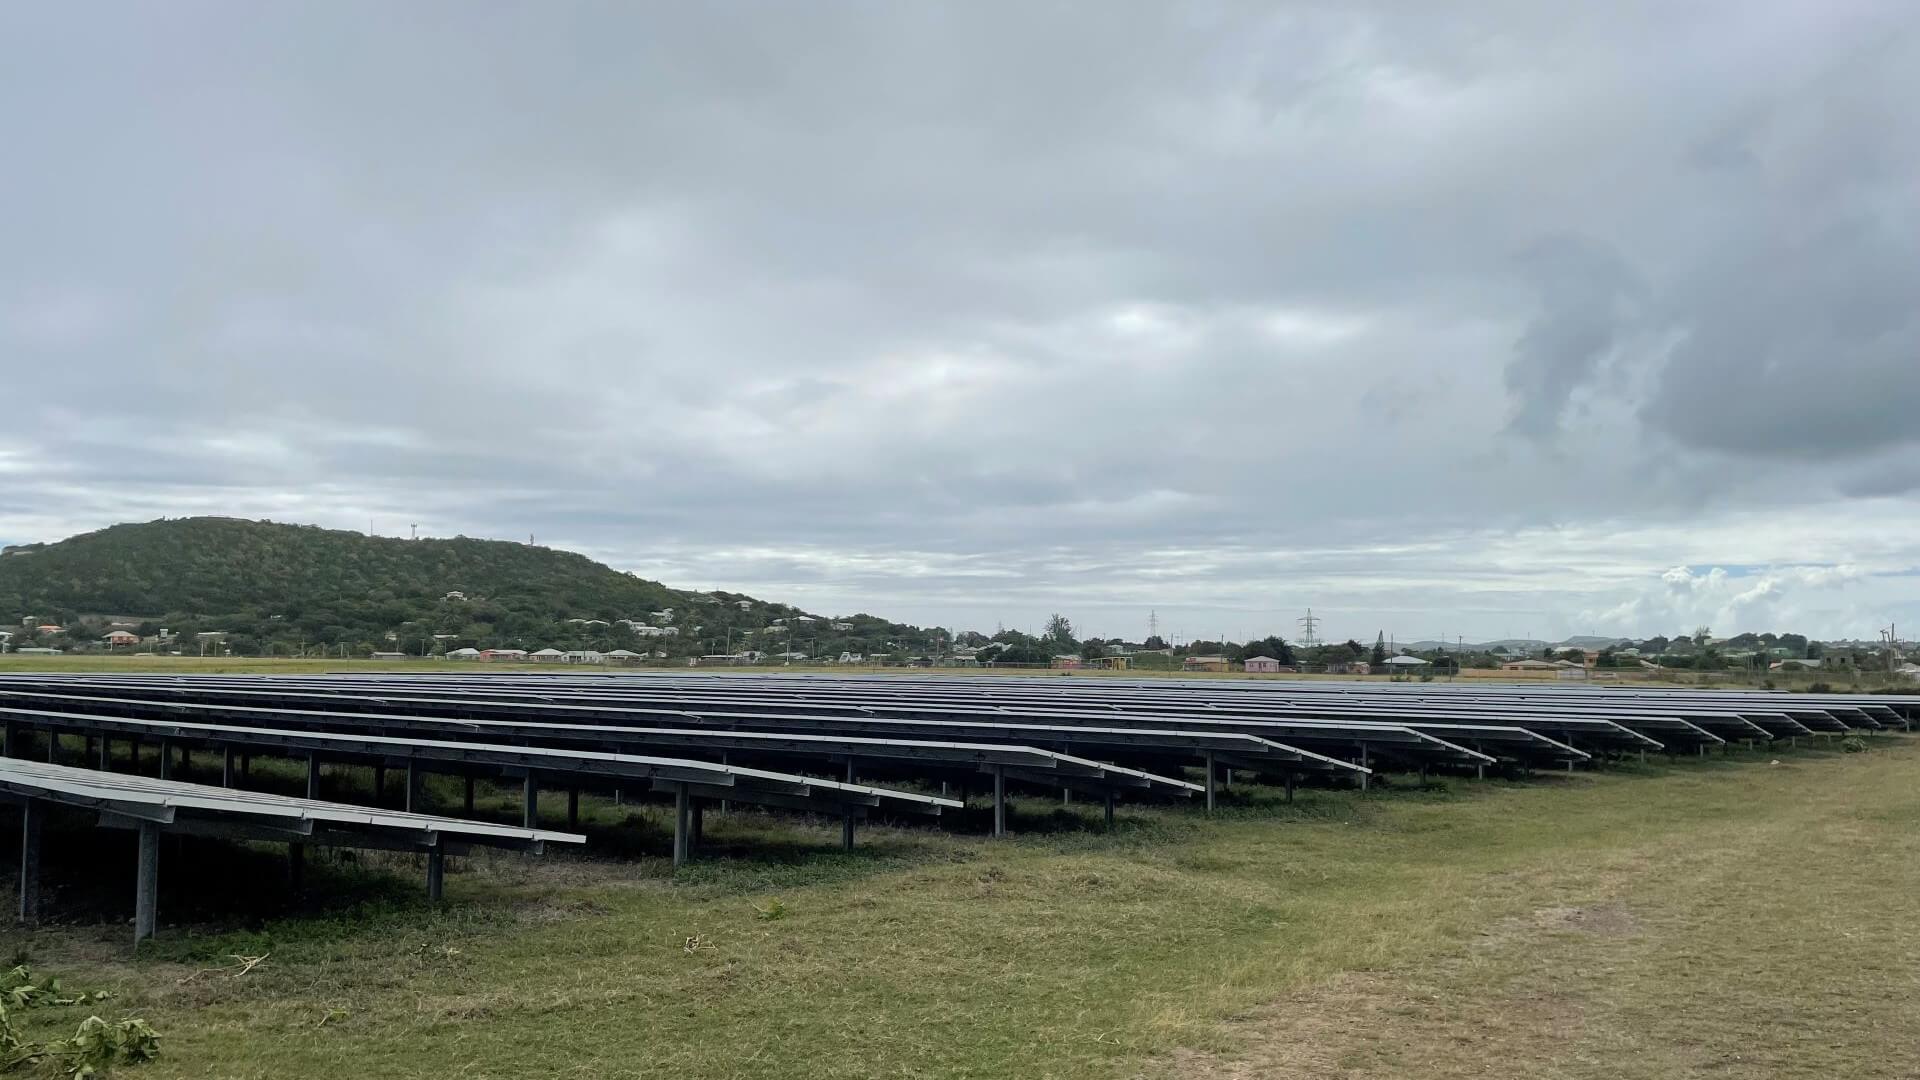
<box><xmin>1297</xmin><ymin>608</ymin><xmax>1321</xmax><ymax>650</ymax></box>
<box><xmin>1148</xmin><ymin>609</ymin><xmax>1160</xmax><ymax>642</ymax></box>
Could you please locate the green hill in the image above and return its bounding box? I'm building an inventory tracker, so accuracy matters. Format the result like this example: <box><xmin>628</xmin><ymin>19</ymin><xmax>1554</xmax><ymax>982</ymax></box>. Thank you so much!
<box><xmin>0</xmin><ymin>518</ymin><xmax>699</xmax><ymax>654</ymax></box>
<box><xmin>0</xmin><ymin>517</ymin><xmax>950</xmax><ymax>661</ymax></box>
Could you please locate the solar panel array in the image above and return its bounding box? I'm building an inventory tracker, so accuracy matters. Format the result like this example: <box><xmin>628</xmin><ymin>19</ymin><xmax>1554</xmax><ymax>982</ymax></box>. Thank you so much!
<box><xmin>3</xmin><ymin>670</ymin><xmax>1908</xmax><ymax>944</ymax></box>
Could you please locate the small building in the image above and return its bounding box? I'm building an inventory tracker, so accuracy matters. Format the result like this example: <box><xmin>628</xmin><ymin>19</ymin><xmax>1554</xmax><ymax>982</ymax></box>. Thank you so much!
<box><xmin>530</xmin><ymin>648</ymin><xmax>566</xmax><ymax>663</ymax></box>
<box><xmin>561</xmin><ymin>650</ymin><xmax>606</xmax><ymax>664</ymax></box>
<box><xmin>371</xmin><ymin>651</ymin><xmax>408</xmax><ymax>661</ymax></box>
<box><xmin>1183</xmin><ymin>655</ymin><xmax>1229</xmax><ymax>673</ymax></box>
<box><xmin>13</xmin><ymin>647</ymin><xmax>61</xmax><ymax>655</ymax></box>
<box><xmin>1382</xmin><ymin>655</ymin><xmax>1431</xmax><ymax>672</ymax></box>
<box><xmin>1091</xmin><ymin>655</ymin><xmax>1130</xmax><ymax>670</ymax></box>
<box><xmin>102</xmin><ymin>630</ymin><xmax>140</xmax><ymax>647</ymax></box>
<box><xmin>446</xmin><ymin>647</ymin><xmax>482</xmax><ymax>660</ymax></box>
<box><xmin>443</xmin><ymin>591</ymin><xmax>466</xmax><ymax>601</ymax></box>
<box><xmin>1243</xmin><ymin>655</ymin><xmax>1283</xmax><ymax>674</ymax></box>
<box><xmin>605</xmin><ymin>649</ymin><xmax>644</xmax><ymax>663</ymax></box>
<box><xmin>1050</xmin><ymin>654</ymin><xmax>1084</xmax><ymax>670</ymax></box>
<box><xmin>480</xmin><ymin>649</ymin><xmax>528</xmax><ymax>662</ymax></box>
<box><xmin>838</xmin><ymin>652</ymin><xmax>865</xmax><ymax>664</ymax></box>
<box><xmin>830</xmin><ymin>622</ymin><xmax>853</xmax><ymax>631</ymax></box>
<box><xmin>1500</xmin><ymin>659</ymin><xmax>1557</xmax><ymax>671</ymax></box>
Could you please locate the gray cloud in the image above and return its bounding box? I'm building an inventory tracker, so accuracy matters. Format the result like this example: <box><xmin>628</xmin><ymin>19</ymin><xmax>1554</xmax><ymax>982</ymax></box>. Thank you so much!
<box><xmin>4</xmin><ymin>1</ymin><xmax>1920</xmax><ymax>640</ymax></box>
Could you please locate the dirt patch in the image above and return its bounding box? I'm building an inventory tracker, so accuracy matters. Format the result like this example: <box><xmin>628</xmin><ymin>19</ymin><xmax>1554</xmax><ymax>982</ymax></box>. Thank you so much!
<box><xmin>1161</xmin><ymin>900</ymin><xmax>1643</xmax><ymax>1080</ymax></box>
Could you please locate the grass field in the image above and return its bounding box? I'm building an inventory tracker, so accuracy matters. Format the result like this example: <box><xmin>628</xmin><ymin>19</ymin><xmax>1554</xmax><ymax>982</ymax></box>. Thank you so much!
<box><xmin>2</xmin><ymin>734</ymin><xmax>1916</xmax><ymax>1079</ymax></box>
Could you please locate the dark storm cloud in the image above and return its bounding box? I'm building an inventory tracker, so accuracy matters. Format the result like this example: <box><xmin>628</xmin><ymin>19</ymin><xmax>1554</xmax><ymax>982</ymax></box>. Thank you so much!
<box><xmin>4</xmin><ymin>1</ymin><xmax>1920</xmax><ymax>638</ymax></box>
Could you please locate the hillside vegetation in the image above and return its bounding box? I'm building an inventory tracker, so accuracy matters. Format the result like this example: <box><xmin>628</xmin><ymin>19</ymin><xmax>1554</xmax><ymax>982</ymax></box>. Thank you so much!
<box><xmin>0</xmin><ymin>518</ymin><xmax>907</xmax><ymax>657</ymax></box>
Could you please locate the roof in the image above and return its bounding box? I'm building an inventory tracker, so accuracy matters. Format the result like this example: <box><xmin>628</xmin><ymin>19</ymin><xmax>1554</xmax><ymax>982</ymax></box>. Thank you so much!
<box><xmin>1383</xmin><ymin>655</ymin><xmax>1431</xmax><ymax>665</ymax></box>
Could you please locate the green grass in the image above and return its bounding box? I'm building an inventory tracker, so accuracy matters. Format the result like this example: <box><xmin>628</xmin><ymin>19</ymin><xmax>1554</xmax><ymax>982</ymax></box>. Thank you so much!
<box><xmin>4</xmin><ymin>741</ymin><xmax>1918</xmax><ymax>1079</ymax></box>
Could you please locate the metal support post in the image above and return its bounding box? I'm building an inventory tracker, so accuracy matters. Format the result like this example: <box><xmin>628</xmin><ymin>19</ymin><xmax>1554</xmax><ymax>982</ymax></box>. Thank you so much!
<box><xmin>134</xmin><ymin>821</ymin><xmax>160</xmax><ymax>944</ymax></box>
<box><xmin>523</xmin><ymin>777</ymin><xmax>538</xmax><ymax>828</ymax></box>
<box><xmin>566</xmin><ymin>787</ymin><xmax>580</xmax><ymax>829</ymax></box>
<box><xmin>157</xmin><ymin>738</ymin><xmax>171</xmax><ymax>779</ymax></box>
<box><xmin>673</xmin><ymin>783</ymin><xmax>691</xmax><ymax>867</ymax></box>
<box><xmin>1104</xmin><ymin>792</ymin><xmax>1116</xmax><ymax>829</ymax></box>
<box><xmin>373</xmin><ymin>764</ymin><xmax>386</xmax><ymax>805</ymax></box>
<box><xmin>288</xmin><ymin>843</ymin><xmax>306</xmax><ymax>892</ymax></box>
<box><xmin>463</xmin><ymin>775</ymin><xmax>476</xmax><ymax>813</ymax></box>
<box><xmin>1284</xmin><ymin>773</ymin><xmax>1295</xmax><ymax>804</ymax></box>
<box><xmin>405</xmin><ymin>761</ymin><xmax>423</xmax><ymax>813</ymax></box>
<box><xmin>18</xmin><ymin>800</ymin><xmax>42</xmax><ymax>925</ymax></box>
<box><xmin>306</xmin><ymin>754</ymin><xmax>321</xmax><ymax>798</ymax></box>
<box><xmin>222</xmin><ymin>748</ymin><xmax>235</xmax><ymax>788</ymax></box>
<box><xmin>426</xmin><ymin>849</ymin><xmax>445</xmax><ymax>902</ymax></box>
<box><xmin>1203</xmin><ymin>750</ymin><xmax>1216</xmax><ymax>814</ymax></box>
<box><xmin>841</xmin><ymin>815</ymin><xmax>855</xmax><ymax>851</ymax></box>
<box><xmin>992</xmin><ymin>764</ymin><xmax>1007</xmax><ymax>837</ymax></box>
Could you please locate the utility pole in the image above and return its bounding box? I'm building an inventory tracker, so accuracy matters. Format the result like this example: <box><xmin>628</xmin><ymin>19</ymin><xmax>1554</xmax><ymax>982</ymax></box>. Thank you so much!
<box><xmin>1297</xmin><ymin>608</ymin><xmax>1320</xmax><ymax>651</ymax></box>
<box><xmin>410</xmin><ymin>523</ymin><xmax>418</xmax><ymax>541</ymax></box>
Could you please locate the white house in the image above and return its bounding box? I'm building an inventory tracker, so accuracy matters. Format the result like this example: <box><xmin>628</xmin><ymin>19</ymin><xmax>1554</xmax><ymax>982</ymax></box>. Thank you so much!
<box><xmin>561</xmin><ymin>650</ymin><xmax>607</xmax><ymax>664</ymax></box>
<box><xmin>446</xmin><ymin>647</ymin><xmax>482</xmax><ymax>660</ymax></box>
<box><xmin>530</xmin><ymin>648</ymin><xmax>566</xmax><ymax>662</ymax></box>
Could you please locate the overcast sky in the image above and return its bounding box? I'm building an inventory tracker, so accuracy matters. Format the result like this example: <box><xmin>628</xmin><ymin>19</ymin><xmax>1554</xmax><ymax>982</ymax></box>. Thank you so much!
<box><xmin>5</xmin><ymin>2</ymin><xmax>1918</xmax><ymax>644</ymax></box>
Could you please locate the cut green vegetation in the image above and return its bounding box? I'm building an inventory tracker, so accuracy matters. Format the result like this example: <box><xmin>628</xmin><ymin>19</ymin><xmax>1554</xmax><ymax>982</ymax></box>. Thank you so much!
<box><xmin>3</xmin><ymin>740</ymin><xmax>1917</xmax><ymax>1079</ymax></box>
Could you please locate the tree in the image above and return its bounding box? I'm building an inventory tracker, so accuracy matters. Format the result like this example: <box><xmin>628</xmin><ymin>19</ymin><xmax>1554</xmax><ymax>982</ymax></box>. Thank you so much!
<box><xmin>1142</xmin><ymin>634</ymin><xmax>1167</xmax><ymax>650</ymax></box>
<box><xmin>1042</xmin><ymin>614</ymin><xmax>1077</xmax><ymax>651</ymax></box>
<box><xmin>1371</xmin><ymin>632</ymin><xmax>1387</xmax><ymax>666</ymax></box>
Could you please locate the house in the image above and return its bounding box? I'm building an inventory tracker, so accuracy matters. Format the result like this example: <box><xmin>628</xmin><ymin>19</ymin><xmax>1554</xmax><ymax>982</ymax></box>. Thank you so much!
<box><xmin>1090</xmin><ymin>655</ymin><xmax>1130</xmax><ymax>670</ymax></box>
<box><xmin>830</xmin><ymin>622</ymin><xmax>853</xmax><ymax>632</ymax></box>
<box><xmin>1050</xmin><ymin>655</ymin><xmax>1084</xmax><ymax>670</ymax></box>
<box><xmin>446</xmin><ymin>647</ymin><xmax>482</xmax><ymax>660</ymax></box>
<box><xmin>35</xmin><ymin>624</ymin><xmax>63</xmax><ymax>634</ymax></box>
<box><xmin>371</xmin><ymin>651</ymin><xmax>408</xmax><ymax>661</ymax></box>
<box><xmin>443</xmin><ymin>591</ymin><xmax>466</xmax><ymax>601</ymax></box>
<box><xmin>735</xmin><ymin>600</ymin><xmax>753</xmax><ymax>610</ymax></box>
<box><xmin>1183</xmin><ymin>655</ymin><xmax>1229</xmax><ymax>673</ymax></box>
<box><xmin>838</xmin><ymin>652</ymin><xmax>865</xmax><ymax>664</ymax></box>
<box><xmin>1382</xmin><ymin>656</ymin><xmax>1429</xmax><ymax>671</ymax></box>
<box><xmin>565</xmin><ymin>618</ymin><xmax>610</xmax><ymax>628</ymax></box>
<box><xmin>1769</xmin><ymin>658</ymin><xmax>1823</xmax><ymax>670</ymax></box>
<box><xmin>650</xmin><ymin>609</ymin><xmax>674</xmax><ymax>621</ymax></box>
<box><xmin>795</xmin><ymin>615</ymin><xmax>816</xmax><ymax>624</ymax></box>
<box><xmin>1500</xmin><ymin>659</ymin><xmax>1557</xmax><ymax>671</ymax></box>
<box><xmin>561</xmin><ymin>650</ymin><xmax>606</xmax><ymax>664</ymax></box>
<box><xmin>530</xmin><ymin>648</ymin><xmax>566</xmax><ymax>662</ymax></box>
<box><xmin>480</xmin><ymin>649</ymin><xmax>529</xmax><ymax>662</ymax></box>
<box><xmin>13</xmin><ymin>647</ymin><xmax>61</xmax><ymax>655</ymax></box>
<box><xmin>102</xmin><ymin>630</ymin><xmax>140</xmax><ymax>647</ymax></box>
<box><xmin>1243</xmin><ymin>655</ymin><xmax>1283</xmax><ymax>674</ymax></box>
